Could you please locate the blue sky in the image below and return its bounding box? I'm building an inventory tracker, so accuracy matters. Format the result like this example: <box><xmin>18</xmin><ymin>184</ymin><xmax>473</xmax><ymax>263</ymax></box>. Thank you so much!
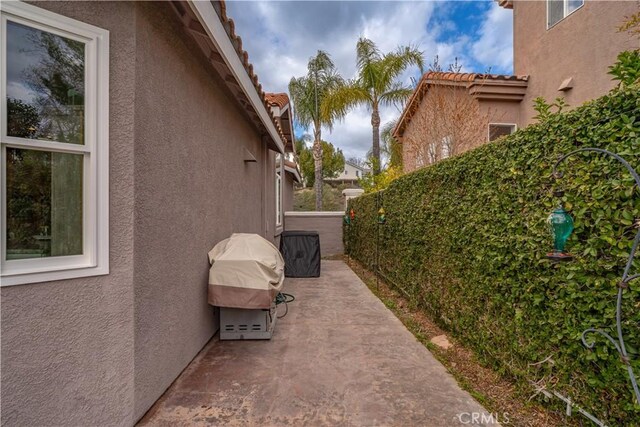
<box><xmin>226</xmin><ymin>0</ymin><xmax>514</xmax><ymax>159</ymax></box>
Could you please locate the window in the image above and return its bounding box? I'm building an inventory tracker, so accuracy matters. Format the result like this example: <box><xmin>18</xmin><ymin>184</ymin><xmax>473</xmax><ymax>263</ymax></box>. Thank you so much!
<box><xmin>441</xmin><ymin>136</ymin><xmax>452</xmax><ymax>159</ymax></box>
<box><xmin>275</xmin><ymin>153</ymin><xmax>282</xmax><ymax>228</ymax></box>
<box><xmin>488</xmin><ymin>123</ymin><xmax>517</xmax><ymax>142</ymax></box>
<box><xmin>355</xmin><ymin>170</ymin><xmax>359</xmax><ymax>178</ymax></box>
<box><xmin>547</xmin><ymin>0</ymin><xmax>584</xmax><ymax>28</ymax></box>
<box><xmin>1</xmin><ymin>2</ymin><xmax>109</xmax><ymax>286</ymax></box>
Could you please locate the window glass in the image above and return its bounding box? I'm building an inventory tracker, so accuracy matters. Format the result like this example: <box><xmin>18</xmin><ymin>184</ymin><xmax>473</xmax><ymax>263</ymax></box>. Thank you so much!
<box><xmin>489</xmin><ymin>124</ymin><xmax>516</xmax><ymax>142</ymax></box>
<box><xmin>568</xmin><ymin>0</ymin><xmax>583</xmax><ymax>14</ymax></box>
<box><xmin>547</xmin><ymin>0</ymin><xmax>565</xmax><ymax>27</ymax></box>
<box><xmin>6</xmin><ymin>21</ymin><xmax>85</xmax><ymax>144</ymax></box>
<box><xmin>6</xmin><ymin>147</ymin><xmax>83</xmax><ymax>259</ymax></box>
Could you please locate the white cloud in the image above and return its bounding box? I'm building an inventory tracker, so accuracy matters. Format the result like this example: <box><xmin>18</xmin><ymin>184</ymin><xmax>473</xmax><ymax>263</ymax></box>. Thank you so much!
<box><xmin>471</xmin><ymin>2</ymin><xmax>514</xmax><ymax>73</ymax></box>
<box><xmin>225</xmin><ymin>1</ymin><xmax>514</xmax><ymax>160</ymax></box>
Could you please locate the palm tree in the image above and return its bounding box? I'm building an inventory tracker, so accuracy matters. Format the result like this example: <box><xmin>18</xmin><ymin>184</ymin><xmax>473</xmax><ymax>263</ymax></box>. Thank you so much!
<box><xmin>289</xmin><ymin>51</ymin><xmax>344</xmax><ymax>210</ymax></box>
<box><xmin>324</xmin><ymin>38</ymin><xmax>423</xmax><ymax>175</ymax></box>
<box><xmin>380</xmin><ymin>119</ymin><xmax>403</xmax><ymax>169</ymax></box>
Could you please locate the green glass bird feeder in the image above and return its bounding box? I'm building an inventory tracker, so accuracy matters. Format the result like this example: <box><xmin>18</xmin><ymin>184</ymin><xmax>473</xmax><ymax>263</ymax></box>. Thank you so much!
<box><xmin>377</xmin><ymin>207</ymin><xmax>386</xmax><ymax>224</ymax></box>
<box><xmin>546</xmin><ymin>194</ymin><xmax>574</xmax><ymax>261</ymax></box>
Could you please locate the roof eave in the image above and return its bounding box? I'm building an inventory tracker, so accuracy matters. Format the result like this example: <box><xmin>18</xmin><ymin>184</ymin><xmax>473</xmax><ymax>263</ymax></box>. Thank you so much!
<box><xmin>185</xmin><ymin>0</ymin><xmax>285</xmax><ymax>153</ymax></box>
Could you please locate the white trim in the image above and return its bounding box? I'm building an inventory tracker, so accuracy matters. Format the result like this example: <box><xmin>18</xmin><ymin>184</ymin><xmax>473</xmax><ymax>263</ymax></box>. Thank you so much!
<box><xmin>487</xmin><ymin>122</ymin><xmax>518</xmax><ymax>142</ymax></box>
<box><xmin>187</xmin><ymin>1</ymin><xmax>285</xmax><ymax>154</ymax></box>
<box><xmin>284</xmin><ymin>211</ymin><xmax>344</xmax><ymax>217</ymax></box>
<box><xmin>547</xmin><ymin>0</ymin><xmax>584</xmax><ymax>30</ymax></box>
<box><xmin>284</xmin><ymin>164</ymin><xmax>302</xmax><ymax>183</ymax></box>
<box><xmin>0</xmin><ymin>1</ymin><xmax>109</xmax><ymax>286</ymax></box>
<box><xmin>275</xmin><ymin>154</ymin><xmax>283</xmax><ymax>227</ymax></box>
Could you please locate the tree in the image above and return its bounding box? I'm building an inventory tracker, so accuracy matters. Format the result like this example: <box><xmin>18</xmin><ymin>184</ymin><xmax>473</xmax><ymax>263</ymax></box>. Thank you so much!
<box><xmin>347</xmin><ymin>157</ymin><xmax>367</xmax><ymax>168</ymax></box>
<box><xmin>297</xmin><ymin>138</ymin><xmax>345</xmax><ymax>188</ymax></box>
<box><xmin>323</xmin><ymin>38</ymin><xmax>423</xmax><ymax>175</ymax></box>
<box><xmin>380</xmin><ymin>119</ymin><xmax>402</xmax><ymax>169</ymax></box>
<box><xmin>7</xmin><ymin>98</ymin><xmax>40</xmax><ymax>138</ymax></box>
<box><xmin>402</xmin><ymin>57</ymin><xmax>502</xmax><ymax>171</ymax></box>
<box><xmin>289</xmin><ymin>51</ymin><xmax>344</xmax><ymax>210</ymax></box>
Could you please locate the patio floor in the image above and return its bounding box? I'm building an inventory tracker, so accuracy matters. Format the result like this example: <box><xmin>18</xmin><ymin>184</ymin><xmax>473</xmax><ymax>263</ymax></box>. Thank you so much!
<box><xmin>138</xmin><ymin>260</ymin><xmax>495</xmax><ymax>426</ymax></box>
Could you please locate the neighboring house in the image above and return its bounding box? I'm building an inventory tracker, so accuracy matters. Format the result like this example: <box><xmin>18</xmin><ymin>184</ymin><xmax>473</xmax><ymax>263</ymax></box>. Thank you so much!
<box><xmin>0</xmin><ymin>1</ymin><xmax>290</xmax><ymax>425</ymax></box>
<box><xmin>325</xmin><ymin>160</ymin><xmax>370</xmax><ymax>185</ymax></box>
<box><xmin>265</xmin><ymin>93</ymin><xmax>301</xmax><ymax>214</ymax></box>
<box><xmin>499</xmin><ymin>0</ymin><xmax>638</xmax><ymax>125</ymax></box>
<box><xmin>395</xmin><ymin>72</ymin><xmax>528</xmax><ymax>172</ymax></box>
<box><xmin>396</xmin><ymin>0</ymin><xmax>638</xmax><ymax>173</ymax></box>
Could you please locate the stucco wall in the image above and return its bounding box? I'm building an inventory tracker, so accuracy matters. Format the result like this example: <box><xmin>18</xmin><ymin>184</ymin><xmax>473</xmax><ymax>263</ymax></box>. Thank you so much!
<box><xmin>1</xmin><ymin>2</ymin><xmax>281</xmax><ymax>425</ymax></box>
<box><xmin>1</xmin><ymin>2</ymin><xmax>136</xmax><ymax>426</ymax></box>
<box><xmin>132</xmin><ymin>2</ymin><xmax>273</xmax><ymax>419</ymax></box>
<box><xmin>513</xmin><ymin>1</ymin><xmax>638</xmax><ymax>125</ymax></box>
<box><xmin>401</xmin><ymin>86</ymin><xmax>521</xmax><ymax>173</ymax></box>
<box><xmin>284</xmin><ymin>212</ymin><xmax>344</xmax><ymax>257</ymax></box>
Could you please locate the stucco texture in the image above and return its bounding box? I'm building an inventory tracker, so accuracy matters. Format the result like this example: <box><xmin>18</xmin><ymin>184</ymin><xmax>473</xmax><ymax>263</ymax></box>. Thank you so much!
<box><xmin>284</xmin><ymin>213</ymin><xmax>344</xmax><ymax>257</ymax></box>
<box><xmin>131</xmin><ymin>2</ymin><xmax>275</xmax><ymax>420</ymax></box>
<box><xmin>514</xmin><ymin>1</ymin><xmax>639</xmax><ymax>125</ymax></box>
<box><xmin>401</xmin><ymin>86</ymin><xmax>520</xmax><ymax>172</ymax></box>
<box><xmin>2</xmin><ymin>1</ymin><xmax>279</xmax><ymax>425</ymax></box>
<box><xmin>1</xmin><ymin>2</ymin><xmax>136</xmax><ymax>426</ymax></box>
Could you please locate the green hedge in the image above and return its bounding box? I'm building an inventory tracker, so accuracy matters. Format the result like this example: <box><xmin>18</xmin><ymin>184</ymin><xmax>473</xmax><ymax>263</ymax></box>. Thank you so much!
<box><xmin>345</xmin><ymin>87</ymin><xmax>640</xmax><ymax>424</ymax></box>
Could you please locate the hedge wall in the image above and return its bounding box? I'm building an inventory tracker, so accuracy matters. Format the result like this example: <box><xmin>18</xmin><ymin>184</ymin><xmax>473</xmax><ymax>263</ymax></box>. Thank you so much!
<box><xmin>345</xmin><ymin>87</ymin><xmax>640</xmax><ymax>424</ymax></box>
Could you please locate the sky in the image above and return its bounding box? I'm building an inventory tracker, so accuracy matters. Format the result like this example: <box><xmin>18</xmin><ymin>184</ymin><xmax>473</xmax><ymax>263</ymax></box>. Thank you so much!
<box><xmin>225</xmin><ymin>0</ymin><xmax>514</xmax><ymax>160</ymax></box>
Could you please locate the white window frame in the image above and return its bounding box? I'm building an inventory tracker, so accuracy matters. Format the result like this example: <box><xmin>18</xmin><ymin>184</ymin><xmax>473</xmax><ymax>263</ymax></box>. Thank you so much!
<box><xmin>441</xmin><ymin>136</ymin><xmax>452</xmax><ymax>159</ymax></box>
<box><xmin>0</xmin><ymin>1</ymin><xmax>109</xmax><ymax>286</ymax></box>
<box><xmin>487</xmin><ymin>123</ymin><xmax>517</xmax><ymax>142</ymax></box>
<box><xmin>547</xmin><ymin>0</ymin><xmax>584</xmax><ymax>29</ymax></box>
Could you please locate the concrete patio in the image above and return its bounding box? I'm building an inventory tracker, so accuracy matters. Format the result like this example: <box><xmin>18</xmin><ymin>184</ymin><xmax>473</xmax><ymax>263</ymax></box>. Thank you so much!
<box><xmin>139</xmin><ymin>260</ymin><xmax>495</xmax><ymax>426</ymax></box>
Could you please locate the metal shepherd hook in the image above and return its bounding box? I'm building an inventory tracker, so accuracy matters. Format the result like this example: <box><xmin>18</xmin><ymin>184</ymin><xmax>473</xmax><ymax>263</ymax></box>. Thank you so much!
<box><xmin>551</xmin><ymin>147</ymin><xmax>640</xmax><ymax>405</ymax></box>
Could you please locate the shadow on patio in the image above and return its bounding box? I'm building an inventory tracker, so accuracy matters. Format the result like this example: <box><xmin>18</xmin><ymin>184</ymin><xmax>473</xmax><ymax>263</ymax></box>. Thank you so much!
<box><xmin>138</xmin><ymin>260</ymin><xmax>495</xmax><ymax>426</ymax></box>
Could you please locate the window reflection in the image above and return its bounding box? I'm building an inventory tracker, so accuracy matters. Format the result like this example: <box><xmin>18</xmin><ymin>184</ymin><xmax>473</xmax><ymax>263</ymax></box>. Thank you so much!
<box><xmin>6</xmin><ymin>21</ymin><xmax>85</xmax><ymax>144</ymax></box>
<box><xmin>6</xmin><ymin>148</ymin><xmax>83</xmax><ymax>259</ymax></box>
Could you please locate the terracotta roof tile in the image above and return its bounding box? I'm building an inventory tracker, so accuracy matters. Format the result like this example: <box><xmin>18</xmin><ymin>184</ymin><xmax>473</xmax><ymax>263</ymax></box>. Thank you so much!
<box><xmin>212</xmin><ymin>1</ymin><xmax>287</xmax><ymax>147</ymax></box>
<box><xmin>393</xmin><ymin>72</ymin><xmax>529</xmax><ymax>139</ymax></box>
<box><xmin>423</xmin><ymin>71</ymin><xmax>528</xmax><ymax>83</ymax></box>
<box><xmin>265</xmin><ymin>93</ymin><xmax>290</xmax><ymax>109</ymax></box>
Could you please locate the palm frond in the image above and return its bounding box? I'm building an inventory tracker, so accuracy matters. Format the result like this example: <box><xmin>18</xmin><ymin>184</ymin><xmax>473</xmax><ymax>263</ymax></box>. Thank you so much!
<box><xmin>321</xmin><ymin>81</ymin><xmax>371</xmax><ymax>127</ymax></box>
<box><xmin>289</xmin><ymin>51</ymin><xmax>346</xmax><ymax>132</ymax></box>
<box><xmin>356</xmin><ymin>38</ymin><xmax>381</xmax><ymax>70</ymax></box>
<box><xmin>378</xmin><ymin>44</ymin><xmax>424</xmax><ymax>92</ymax></box>
<box><xmin>380</xmin><ymin>118</ymin><xmax>403</xmax><ymax>167</ymax></box>
<box><xmin>379</xmin><ymin>82</ymin><xmax>413</xmax><ymax>109</ymax></box>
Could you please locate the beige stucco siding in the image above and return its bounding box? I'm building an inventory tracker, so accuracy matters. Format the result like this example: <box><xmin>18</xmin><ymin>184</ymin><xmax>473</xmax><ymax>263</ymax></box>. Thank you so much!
<box><xmin>1</xmin><ymin>1</ymin><xmax>281</xmax><ymax>425</ymax></box>
<box><xmin>514</xmin><ymin>0</ymin><xmax>638</xmax><ymax>125</ymax></box>
<box><xmin>1</xmin><ymin>2</ymin><xmax>137</xmax><ymax>426</ymax></box>
<box><xmin>132</xmin><ymin>2</ymin><xmax>273</xmax><ymax>419</ymax></box>
<box><xmin>401</xmin><ymin>86</ymin><xmax>521</xmax><ymax>172</ymax></box>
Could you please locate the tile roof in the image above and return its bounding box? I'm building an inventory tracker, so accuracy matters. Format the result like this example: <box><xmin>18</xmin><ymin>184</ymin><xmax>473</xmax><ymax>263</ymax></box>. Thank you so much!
<box><xmin>393</xmin><ymin>72</ymin><xmax>529</xmax><ymax>139</ymax></box>
<box><xmin>170</xmin><ymin>1</ymin><xmax>287</xmax><ymax>150</ymax></box>
<box><xmin>265</xmin><ymin>93</ymin><xmax>290</xmax><ymax>109</ymax></box>
<box><xmin>212</xmin><ymin>1</ymin><xmax>288</xmax><ymax>145</ymax></box>
<box><xmin>422</xmin><ymin>71</ymin><xmax>528</xmax><ymax>83</ymax></box>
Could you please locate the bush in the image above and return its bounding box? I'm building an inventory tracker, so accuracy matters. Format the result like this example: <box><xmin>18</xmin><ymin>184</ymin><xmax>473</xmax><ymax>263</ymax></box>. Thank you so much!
<box><xmin>345</xmin><ymin>86</ymin><xmax>640</xmax><ymax>424</ymax></box>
